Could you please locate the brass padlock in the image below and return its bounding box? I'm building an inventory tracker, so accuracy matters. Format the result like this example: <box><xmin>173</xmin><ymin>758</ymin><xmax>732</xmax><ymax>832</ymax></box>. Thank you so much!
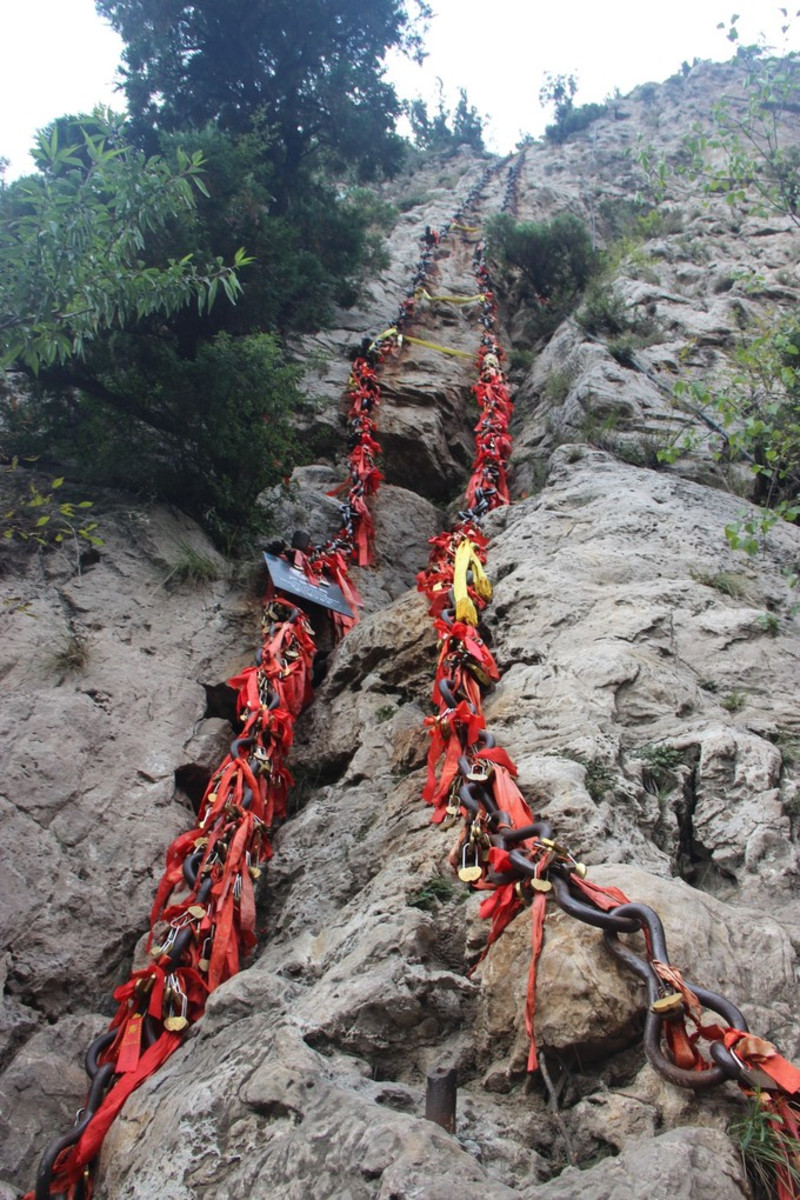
<box><xmin>466</xmin><ymin>766</ymin><xmax>490</xmax><ymax>783</ymax></box>
<box><xmin>441</xmin><ymin>803</ymin><xmax>461</xmax><ymax>830</ymax></box>
<box><xmin>530</xmin><ymin>877</ymin><xmax>553</xmax><ymax>893</ymax></box>
<box><xmin>458</xmin><ymin>841</ymin><xmax>483</xmax><ymax>883</ymax></box>
<box><xmin>164</xmin><ymin>1015</ymin><xmax>189</xmax><ymax>1032</ymax></box>
<box><xmin>465</xmin><ymin>661</ymin><xmax>492</xmax><ymax>687</ymax></box>
<box><xmin>651</xmin><ymin>992</ymin><xmax>685</xmax><ymax>1016</ymax></box>
<box><xmin>187</xmin><ymin>905</ymin><xmax>206</xmax><ymax>920</ymax></box>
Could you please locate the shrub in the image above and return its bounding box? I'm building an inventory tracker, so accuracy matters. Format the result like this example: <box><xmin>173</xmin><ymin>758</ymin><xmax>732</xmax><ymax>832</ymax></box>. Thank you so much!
<box><xmin>577</xmin><ymin>283</ymin><xmax>630</xmax><ymax>336</ymax></box>
<box><xmin>666</xmin><ymin>315</ymin><xmax>800</xmax><ymax>554</ymax></box>
<box><xmin>487</xmin><ymin>212</ymin><xmax>598</xmax><ymax>340</ymax></box>
<box><xmin>4</xmin><ymin>332</ymin><xmax>303</xmax><ymax>551</ymax></box>
<box><xmin>545</xmin><ymin>102</ymin><xmax>607</xmax><ymax>144</ymax></box>
<box><xmin>408</xmin><ymin>876</ymin><xmax>457</xmax><ymax>910</ymax></box>
<box><xmin>1</xmin><ymin>460</ymin><xmax>102</xmax><ymax>552</ymax></box>
<box><xmin>163</xmin><ymin>542</ymin><xmax>224</xmax><ymax>587</ymax></box>
<box><xmin>48</xmin><ymin>629</ymin><xmax>90</xmax><ymax>675</ymax></box>
<box><xmin>539</xmin><ymin>72</ymin><xmax>607</xmax><ymax>145</ymax></box>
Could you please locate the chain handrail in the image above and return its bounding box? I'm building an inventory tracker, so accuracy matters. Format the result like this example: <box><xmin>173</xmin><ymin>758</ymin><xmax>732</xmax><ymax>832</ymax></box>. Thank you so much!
<box><xmin>29</xmin><ymin>150</ymin><xmax>800</xmax><ymax>1200</ymax></box>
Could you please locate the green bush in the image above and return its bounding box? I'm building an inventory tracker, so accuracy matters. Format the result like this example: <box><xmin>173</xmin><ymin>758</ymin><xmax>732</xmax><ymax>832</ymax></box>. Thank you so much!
<box><xmin>539</xmin><ymin>72</ymin><xmax>607</xmax><ymax>145</ymax></box>
<box><xmin>577</xmin><ymin>282</ymin><xmax>630</xmax><ymax>336</ymax></box>
<box><xmin>487</xmin><ymin>213</ymin><xmax>598</xmax><ymax>341</ymax></box>
<box><xmin>4</xmin><ymin>332</ymin><xmax>302</xmax><ymax>550</ymax></box>
<box><xmin>545</xmin><ymin>102</ymin><xmax>607</xmax><ymax>144</ymax></box>
<box><xmin>408</xmin><ymin>876</ymin><xmax>457</xmax><ymax>910</ymax></box>
<box><xmin>1</xmin><ymin>460</ymin><xmax>101</xmax><ymax>551</ymax></box>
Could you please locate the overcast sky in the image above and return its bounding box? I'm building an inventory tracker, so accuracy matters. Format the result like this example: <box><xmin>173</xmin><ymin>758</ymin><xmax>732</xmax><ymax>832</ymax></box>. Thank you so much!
<box><xmin>1</xmin><ymin>0</ymin><xmax>796</xmax><ymax>177</ymax></box>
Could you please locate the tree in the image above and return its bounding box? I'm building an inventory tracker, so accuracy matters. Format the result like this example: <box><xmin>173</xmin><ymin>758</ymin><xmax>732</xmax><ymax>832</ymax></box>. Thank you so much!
<box><xmin>453</xmin><ymin>89</ymin><xmax>485</xmax><ymax>151</ymax></box>
<box><xmin>539</xmin><ymin>72</ymin><xmax>578</xmax><ymax>130</ymax></box>
<box><xmin>0</xmin><ymin>113</ymin><xmax>307</xmax><ymax>550</ymax></box>
<box><xmin>7</xmin><ymin>331</ymin><xmax>304</xmax><ymax>543</ymax></box>
<box><xmin>487</xmin><ymin>213</ymin><xmax>596</xmax><ymax>309</ymax></box>
<box><xmin>0</xmin><ymin>111</ymin><xmax>247</xmax><ymax>373</ymax></box>
<box><xmin>95</xmin><ymin>0</ymin><xmax>430</xmax><ymax>184</ymax></box>
<box><xmin>539</xmin><ymin>72</ymin><xmax>607</xmax><ymax>145</ymax></box>
<box><xmin>405</xmin><ymin>84</ymin><xmax>485</xmax><ymax>153</ymax></box>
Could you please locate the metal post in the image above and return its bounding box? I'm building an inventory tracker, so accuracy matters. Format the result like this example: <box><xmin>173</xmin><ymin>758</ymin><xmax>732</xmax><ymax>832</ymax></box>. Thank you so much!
<box><xmin>425</xmin><ymin>1065</ymin><xmax>457</xmax><ymax>1133</ymax></box>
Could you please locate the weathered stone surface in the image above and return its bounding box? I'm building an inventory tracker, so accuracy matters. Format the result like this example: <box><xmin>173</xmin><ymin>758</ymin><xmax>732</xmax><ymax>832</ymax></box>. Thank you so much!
<box><xmin>100</xmin><ymin>1027</ymin><xmax>521</xmax><ymax>1200</ymax></box>
<box><xmin>527</xmin><ymin>1127</ymin><xmax>749</xmax><ymax>1199</ymax></box>
<box><xmin>0</xmin><ymin>1014</ymin><xmax>106</xmax><ymax>1184</ymax></box>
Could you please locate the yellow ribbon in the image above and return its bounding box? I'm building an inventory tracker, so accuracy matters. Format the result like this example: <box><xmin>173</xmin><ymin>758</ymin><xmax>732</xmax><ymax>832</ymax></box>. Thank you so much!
<box><xmin>453</xmin><ymin>539</ymin><xmax>492</xmax><ymax>626</ymax></box>
<box><xmin>414</xmin><ymin>288</ymin><xmax>487</xmax><ymax>306</ymax></box>
<box><xmin>403</xmin><ymin>335</ymin><xmax>473</xmax><ymax>360</ymax></box>
<box><xmin>367</xmin><ymin>326</ymin><xmax>398</xmax><ymax>353</ymax></box>
<box><xmin>451</xmin><ymin>223</ymin><xmax>482</xmax><ymax>234</ymax></box>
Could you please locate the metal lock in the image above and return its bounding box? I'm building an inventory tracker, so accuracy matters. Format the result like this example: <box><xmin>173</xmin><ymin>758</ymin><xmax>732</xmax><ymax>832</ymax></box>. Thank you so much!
<box><xmin>465</xmin><ymin>661</ymin><xmax>492</xmax><ymax>687</ymax></box>
<box><xmin>441</xmin><ymin>803</ymin><xmax>461</xmax><ymax>830</ymax></box>
<box><xmin>529</xmin><ymin>877</ymin><xmax>553</xmax><ymax>893</ymax></box>
<box><xmin>466</xmin><ymin>761</ymin><xmax>493</xmax><ymax>783</ymax></box>
<box><xmin>651</xmin><ymin>992</ymin><xmax>685</xmax><ymax>1017</ymax></box>
<box><xmin>458</xmin><ymin>841</ymin><xmax>483</xmax><ymax>883</ymax></box>
<box><xmin>163</xmin><ymin>1016</ymin><xmax>189</xmax><ymax>1033</ymax></box>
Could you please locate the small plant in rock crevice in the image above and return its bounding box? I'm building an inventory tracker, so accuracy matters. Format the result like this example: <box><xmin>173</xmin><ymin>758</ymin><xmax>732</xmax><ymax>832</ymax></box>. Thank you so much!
<box><xmin>48</xmin><ymin>629</ymin><xmax>90</xmax><ymax>676</ymax></box>
<box><xmin>408</xmin><ymin>876</ymin><xmax>458</xmax><ymax>910</ymax></box>
<box><xmin>559</xmin><ymin>751</ymin><xmax>616</xmax><ymax>802</ymax></box>
<box><xmin>722</xmin><ymin>689</ymin><xmax>747</xmax><ymax>713</ymax></box>
<box><xmin>544</xmin><ymin>366</ymin><xmax>578</xmax><ymax>404</ymax></box>
<box><xmin>728</xmin><ymin>1091</ymin><xmax>800</xmax><ymax>1200</ymax></box>
<box><xmin>689</xmin><ymin>569</ymin><xmax>758</xmax><ymax>603</ymax></box>
<box><xmin>632</xmin><ymin>745</ymin><xmax>683</xmax><ymax>803</ymax></box>
<box><xmin>162</xmin><ymin>542</ymin><xmax>224</xmax><ymax>587</ymax></box>
<box><xmin>1</xmin><ymin>460</ymin><xmax>102</xmax><ymax>555</ymax></box>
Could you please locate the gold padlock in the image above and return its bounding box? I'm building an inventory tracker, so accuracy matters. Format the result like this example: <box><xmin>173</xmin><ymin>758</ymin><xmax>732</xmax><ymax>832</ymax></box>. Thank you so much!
<box><xmin>530</xmin><ymin>878</ymin><xmax>553</xmax><ymax>893</ymax></box>
<box><xmin>466</xmin><ymin>767</ymin><xmax>490</xmax><ymax>783</ymax></box>
<box><xmin>651</xmin><ymin>992</ymin><xmax>685</xmax><ymax>1016</ymax></box>
<box><xmin>164</xmin><ymin>1015</ymin><xmax>189</xmax><ymax>1032</ymax></box>
<box><xmin>441</xmin><ymin>803</ymin><xmax>460</xmax><ymax>830</ymax></box>
<box><xmin>465</xmin><ymin>661</ymin><xmax>492</xmax><ymax>687</ymax></box>
<box><xmin>458</xmin><ymin>842</ymin><xmax>483</xmax><ymax>883</ymax></box>
<box><xmin>187</xmin><ymin>905</ymin><xmax>206</xmax><ymax>920</ymax></box>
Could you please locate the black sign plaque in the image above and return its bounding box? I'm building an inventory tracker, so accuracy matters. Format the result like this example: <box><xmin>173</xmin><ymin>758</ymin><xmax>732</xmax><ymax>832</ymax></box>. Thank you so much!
<box><xmin>264</xmin><ymin>553</ymin><xmax>353</xmax><ymax>617</ymax></box>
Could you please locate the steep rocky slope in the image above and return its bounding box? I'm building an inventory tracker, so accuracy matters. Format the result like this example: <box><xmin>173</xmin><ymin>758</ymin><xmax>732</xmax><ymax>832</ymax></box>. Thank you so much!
<box><xmin>1</xmin><ymin>58</ymin><xmax>798</xmax><ymax>1199</ymax></box>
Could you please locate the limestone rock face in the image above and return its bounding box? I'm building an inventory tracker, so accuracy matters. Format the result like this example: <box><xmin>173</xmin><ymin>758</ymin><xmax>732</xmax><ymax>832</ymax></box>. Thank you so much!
<box><xmin>2</xmin><ymin>59</ymin><xmax>800</xmax><ymax>1200</ymax></box>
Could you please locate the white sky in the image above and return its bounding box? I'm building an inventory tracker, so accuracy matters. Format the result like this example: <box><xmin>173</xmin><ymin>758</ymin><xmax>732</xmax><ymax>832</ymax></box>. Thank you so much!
<box><xmin>0</xmin><ymin>0</ymin><xmax>797</xmax><ymax>177</ymax></box>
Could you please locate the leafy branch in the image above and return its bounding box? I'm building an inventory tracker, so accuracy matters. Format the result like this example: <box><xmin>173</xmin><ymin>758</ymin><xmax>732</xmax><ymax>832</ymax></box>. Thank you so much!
<box><xmin>638</xmin><ymin>18</ymin><xmax>800</xmax><ymax>226</ymax></box>
<box><xmin>0</xmin><ymin>110</ymin><xmax>252</xmax><ymax>374</ymax></box>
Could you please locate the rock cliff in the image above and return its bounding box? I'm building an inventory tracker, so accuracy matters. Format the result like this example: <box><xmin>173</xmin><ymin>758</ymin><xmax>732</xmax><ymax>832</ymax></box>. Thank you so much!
<box><xmin>1</xmin><ymin>58</ymin><xmax>799</xmax><ymax>1199</ymax></box>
